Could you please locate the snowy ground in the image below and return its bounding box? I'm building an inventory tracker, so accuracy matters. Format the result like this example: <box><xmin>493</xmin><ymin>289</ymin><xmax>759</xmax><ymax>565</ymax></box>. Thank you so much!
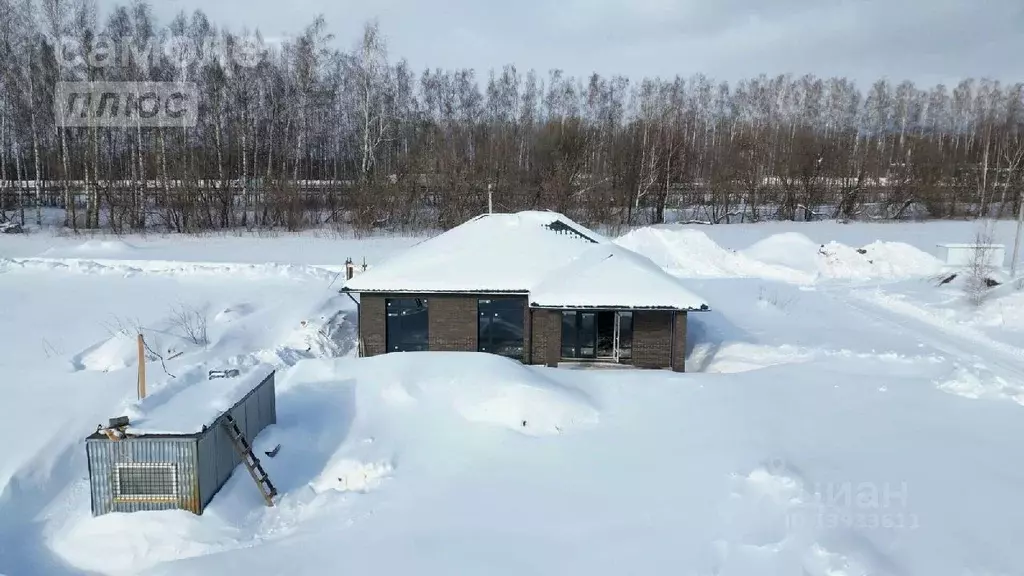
<box><xmin>1</xmin><ymin>219</ymin><xmax>1023</xmax><ymax>575</ymax></box>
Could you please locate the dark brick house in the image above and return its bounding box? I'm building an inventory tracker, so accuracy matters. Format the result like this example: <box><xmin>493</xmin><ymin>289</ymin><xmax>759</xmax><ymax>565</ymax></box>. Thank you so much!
<box><xmin>342</xmin><ymin>211</ymin><xmax>709</xmax><ymax>372</ymax></box>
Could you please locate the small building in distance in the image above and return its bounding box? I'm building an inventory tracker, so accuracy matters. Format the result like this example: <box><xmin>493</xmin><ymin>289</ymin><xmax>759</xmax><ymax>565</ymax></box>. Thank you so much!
<box><xmin>85</xmin><ymin>365</ymin><xmax>276</xmax><ymax>516</ymax></box>
<box><xmin>341</xmin><ymin>211</ymin><xmax>709</xmax><ymax>372</ymax></box>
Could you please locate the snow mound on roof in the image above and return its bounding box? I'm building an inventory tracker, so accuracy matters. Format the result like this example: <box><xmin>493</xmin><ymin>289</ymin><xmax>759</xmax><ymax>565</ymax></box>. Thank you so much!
<box><xmin>530</xmin><ymin>243</ymin><xmax>708</xmax><ymax>310</ymax></box>
<box><xmin>343</xmin><ymin>211</ymin><xmax>608</xmax><ymax>293</ymax></box>
<box><xmin>616</xmin><ymin>227</ymin><xmax>812</xmax><ymax>283</ymax></box>
<box><xmin>123</xmin><ymin>364</ymin><xmax>275</xmax><ymax>435</ymax></box>
<box><xmin>358</xmin><ymin>352</ymin><xmax>600</xmax><ymax>436</ymax></box>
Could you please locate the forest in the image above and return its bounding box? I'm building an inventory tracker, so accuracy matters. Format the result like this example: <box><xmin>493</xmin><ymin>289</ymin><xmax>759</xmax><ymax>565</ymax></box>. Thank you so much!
<box><xmin>1</xmin><ymin>0</ymin><xmax>1023</xmax><ymax>233</ymax></box>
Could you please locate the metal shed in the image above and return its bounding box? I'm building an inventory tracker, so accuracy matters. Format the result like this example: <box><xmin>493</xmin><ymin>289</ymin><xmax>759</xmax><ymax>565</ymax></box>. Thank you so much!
<box><xmin>85</xmin><ymin>365</ymin><xmax>277</xmax><ymax>516</ymax></box>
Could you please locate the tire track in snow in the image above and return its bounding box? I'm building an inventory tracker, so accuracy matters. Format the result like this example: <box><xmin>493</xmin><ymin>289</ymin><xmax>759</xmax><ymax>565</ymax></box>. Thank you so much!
<box><xmin>833</xmin><ymin>287</ymin><xmax>1024</xmax><ymax>405</ymax></box>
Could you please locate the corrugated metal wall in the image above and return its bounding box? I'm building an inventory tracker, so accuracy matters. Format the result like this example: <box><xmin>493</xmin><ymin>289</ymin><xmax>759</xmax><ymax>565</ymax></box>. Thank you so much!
<box><xmin>196</xmin><ymin>371</ymin><xmax>277</xmax><ymax>509</ymax></box>
<box><xmin>85</xmin><ymin>437</ymin><xmax>200</xmax><ymax>515</ymax></box>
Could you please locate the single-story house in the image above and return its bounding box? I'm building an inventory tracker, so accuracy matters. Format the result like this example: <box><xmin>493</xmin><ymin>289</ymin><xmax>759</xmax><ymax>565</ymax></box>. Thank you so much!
<box><xmin>341</xmin><ymin>211</ymin><xmax>709</xmax><ymax>372</ymax></box>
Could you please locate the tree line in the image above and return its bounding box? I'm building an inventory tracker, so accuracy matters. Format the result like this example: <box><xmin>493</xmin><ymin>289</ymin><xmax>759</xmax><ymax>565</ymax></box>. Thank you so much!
<box><xmin>1</xmin><ymin>0</ymin><xmax>1022</xmax><ymax>234</ymax></box>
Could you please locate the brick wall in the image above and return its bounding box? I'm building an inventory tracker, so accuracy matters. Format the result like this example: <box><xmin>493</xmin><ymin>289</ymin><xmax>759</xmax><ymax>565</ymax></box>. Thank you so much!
<box><xmin>358</xmin><ymin>294</ymin><xmax>386</xmax><ymax>357</ymax></box>
<box><xmin>428</xmin><ymin>295</ymin><xmax>478</xmax><ymax>352</ymax></box>
<box><xmin>671</xmin><ymin>312</ymin><xmax>687</xmax><ymax>373</ymax></box>
<box><xmin>529</xmin><ymin>309</ymin><xmax>561</xmax><ymax>367</ymax></box>
<box><xmin>632</xmin><ymin>311</ymin><xmax>674</xmax><ymax>369</ymax></box>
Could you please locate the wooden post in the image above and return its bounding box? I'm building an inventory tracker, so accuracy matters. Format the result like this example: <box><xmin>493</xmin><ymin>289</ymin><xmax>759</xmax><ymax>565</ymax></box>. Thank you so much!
<box><xmin>137</xmin><ymin>333</ymin><xmax>146</xmax><ymax>400</ymax></box>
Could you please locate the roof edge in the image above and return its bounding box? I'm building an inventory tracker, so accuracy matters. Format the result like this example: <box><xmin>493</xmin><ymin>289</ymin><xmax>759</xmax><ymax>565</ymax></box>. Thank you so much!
<box><xmin>530</xmin><ymin>303</ymin><xmax>711</xmax><ymax>312</ymax></box>
<box><xmin>341</xmin><ymin>288</ymin><xmax>531</xmax><ymax>295</ymax></box>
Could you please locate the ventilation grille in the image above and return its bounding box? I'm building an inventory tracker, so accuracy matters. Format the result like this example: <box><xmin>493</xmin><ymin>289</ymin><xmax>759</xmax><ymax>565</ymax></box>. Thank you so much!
<box><xmin>543</xmin><ymin>220</ymin><xmax>598</xmax><ymax>243</ymax></box>
<box><xmin>114</xmin><ymin>463</ymin><xmax>178</xmax><ymax>499</ymax></box>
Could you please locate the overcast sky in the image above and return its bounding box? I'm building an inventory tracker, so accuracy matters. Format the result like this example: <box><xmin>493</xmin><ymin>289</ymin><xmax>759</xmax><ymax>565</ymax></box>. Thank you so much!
<box><xmin>114</xmin><ymin>0</ymin><xmax>1022</xmax><ymax>87</ymax></box>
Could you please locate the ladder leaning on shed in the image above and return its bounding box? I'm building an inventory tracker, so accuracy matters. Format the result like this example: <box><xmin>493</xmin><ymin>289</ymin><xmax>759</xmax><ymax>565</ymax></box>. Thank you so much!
<box><xmin>222</xmin><ymin>413</ymin><xmax>278</xmax><ymax>506</ymax></box>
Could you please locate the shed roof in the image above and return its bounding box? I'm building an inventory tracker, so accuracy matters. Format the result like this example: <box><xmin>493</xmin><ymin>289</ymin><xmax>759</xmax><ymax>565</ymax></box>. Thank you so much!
<box><xmin>124</xmin><ymin>364</ymin><xmax>275</xmax><ymax>436</ymax></box>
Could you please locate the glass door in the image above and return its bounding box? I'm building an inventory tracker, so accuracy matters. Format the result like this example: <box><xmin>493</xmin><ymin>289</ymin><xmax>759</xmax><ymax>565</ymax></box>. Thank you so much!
<box><xmin>578</xmin><ymin>312</ymin><xmax>597</xmax><ymax>359</ymax></box>
<box><xmin>561</xmin><ymin>311</ymin><xmax>597</xmax><ymax>360</ymax></box>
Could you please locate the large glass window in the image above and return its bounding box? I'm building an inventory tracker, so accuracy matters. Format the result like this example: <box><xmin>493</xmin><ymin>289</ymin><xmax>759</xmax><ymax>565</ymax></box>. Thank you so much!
<box><xmin>386</xmin><ymin>298</ymin><xmax>429</xmax><ymax>352</ymax></box>
<box><xmin>561</xmin><ymin>312</ymin><xmax>578</xmax><ymax>359</ymax></box>
<box><xmin>478</xmin><ymin>299</ymin><xmax>525</xmax><ymax>359</ymax></box>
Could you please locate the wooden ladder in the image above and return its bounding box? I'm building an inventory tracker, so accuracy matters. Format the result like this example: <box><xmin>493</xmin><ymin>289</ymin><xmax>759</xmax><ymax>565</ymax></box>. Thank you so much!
<box><xmin>222</xmin><ymin>413</ymin><xmax>278</xmax><ymax>506</ymax></box>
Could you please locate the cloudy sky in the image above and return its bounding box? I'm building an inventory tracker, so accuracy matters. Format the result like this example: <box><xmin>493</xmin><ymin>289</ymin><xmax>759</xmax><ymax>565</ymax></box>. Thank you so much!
<box><xmin>121</xmin><ymin>0</ymin><xmax>1022</xmax><ymax>87</ymax></box>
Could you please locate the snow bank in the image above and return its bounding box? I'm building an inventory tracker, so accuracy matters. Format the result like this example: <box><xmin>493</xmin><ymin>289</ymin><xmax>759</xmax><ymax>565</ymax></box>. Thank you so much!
<box><xmin>618</xmin><ymin>226</ymin><xmax>944</xmax><ymax>284</ymax></box>
<box><xmin>65</xmin><ymin>239</ymin><xmax>139</xmax><ymax>256</ymax></box>
<box><xmin>742</xmin><ymin>232</ymin><xmax>822</xmax><ymax>274</ymax></box>
<box><xmin>332</xmin><ymin>352</ymin><xmax>600</xmax><ymax>437</ymax></box>
<box><xmin>51</xmin><ymin>510</ymin><xmax>239</xmax><ymax>575</ymax></box>
<box><xmin>816</xmin><ymin>240</ymin><xmax>943</xmax><ymax>281</ymax></box>
<box><xmin>616</xmin><ymin>227</ymin><xmax>809</xmax><ymax>282</ymax></box>
<box><xmin>75</xmin><ymin>331</ymin><xmax>140</xmax><ymax>372</ymax></box>
<box><xmin>0</xmin><ymin>257</ymin><xmax>342</xmax><ymax>281</ymax></box>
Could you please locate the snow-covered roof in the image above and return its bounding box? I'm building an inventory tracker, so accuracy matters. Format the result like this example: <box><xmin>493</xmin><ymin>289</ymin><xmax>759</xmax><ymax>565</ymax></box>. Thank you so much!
<box><xmin>343</xmin><ymin>211</ymin><xmax>607</xmax><ymax>293</ymax></box>
<box><xmin>124</xmin><ymin>364</ymin><xmax>275</xmax><ymax>436</ymax></box>
<box><xmin>530</xmin><ymin>243</ymin><xmax>709</xmax><ymax>310</ymax></box>
<box><xmin>343</xmin><ymin>210</ymin><xmax>708</xmax><ymax>311</ymax></box>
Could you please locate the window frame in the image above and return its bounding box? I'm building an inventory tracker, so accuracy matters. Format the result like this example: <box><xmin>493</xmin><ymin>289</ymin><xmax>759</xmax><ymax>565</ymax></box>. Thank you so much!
<box><xmin>113</xmin><ymin>462</ymin><xmax>179</xmax><ymax>502</ymax></box>
<box><xmin>477</xmin><ymin>298</ymin><xmax>525</xmax><ymax>359</ymax></box>
<box><xmin>385</xmin><ymin>297</ymin><xmax>430</xmax><ymax>353</ymax></box>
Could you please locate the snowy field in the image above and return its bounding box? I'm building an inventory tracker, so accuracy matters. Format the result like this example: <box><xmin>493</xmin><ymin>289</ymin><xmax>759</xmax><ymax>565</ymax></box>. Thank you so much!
<box><xmin>1</xmin><ymin>218</ymin><xmax>1023</xmax><ymax>576</ymax></box>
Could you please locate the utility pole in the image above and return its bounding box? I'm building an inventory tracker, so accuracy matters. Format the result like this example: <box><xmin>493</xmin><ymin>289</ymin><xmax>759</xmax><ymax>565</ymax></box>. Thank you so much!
<box><xmin>1012</xmin><ymin>192</ymin><xmax>1023</xmax><ymax>280</ymax></box>
<box><xmin>137</xmin><ymin>333</ymin><xmax>147</xmax><ymax>400</ymax></box>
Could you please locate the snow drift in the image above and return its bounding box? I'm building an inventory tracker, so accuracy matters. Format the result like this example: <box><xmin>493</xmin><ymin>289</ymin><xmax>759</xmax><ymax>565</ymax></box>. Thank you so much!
<box><xmin>618</xmin><ymin>225</ymin><xmax>944</xmax><ymax>283</ymax></box>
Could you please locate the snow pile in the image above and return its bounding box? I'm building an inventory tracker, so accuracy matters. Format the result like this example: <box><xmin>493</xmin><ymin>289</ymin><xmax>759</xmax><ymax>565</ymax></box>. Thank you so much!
<box><xmin>742</xmin><ymin>232</ymin><xmax>822</xmax><ymax>275</ymax></box>
<box><xmin>311</xmin><ymin>459</ymin><xmax>394</xmax><ymax>494</ymax></box>
<box><xmin>935</xmin><ymin>364</ymin><xmax>1024</xmax><ymax>406</ymax></box>
<box><xmin>351</xmin><ymin>352</ymin><xmax>600</xmax><ymax>436</ymax></box>
<box><xmin>51</xmin><ymin>510</ymin><xmax>239</xmax><ymax>575</ymax></box>
<box><xmin>815</xmin><ymin>240</ymin><xmax>943</xmax><ymax>281</ymax></box>
<box><xmin>75</xmin><ymin>331</ymin><xmax>140</xmax><ymax>372</ymax></box>
<box><xmin>619</xmin><ymin>227</ymin><xmax>944</xmax><ymax>284</ymax></box>
<box><xmin>743</xmin><ymin>235</ymin><xmax>943</xmax><ymax>282</ymax></box>
<box><xmin>616</xmin><ymin>227</ymin><xmax>809</xmax><ymax>282</ymax></box>
<box><xmin>214</xmin><ymin>304</ymin><xmax>255</xmax><ymax>324</ymax></box>
<box><xmin>123</xmin><ymin>363</ymin><xmax>275</xmax><ymax>435</ymax></box>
